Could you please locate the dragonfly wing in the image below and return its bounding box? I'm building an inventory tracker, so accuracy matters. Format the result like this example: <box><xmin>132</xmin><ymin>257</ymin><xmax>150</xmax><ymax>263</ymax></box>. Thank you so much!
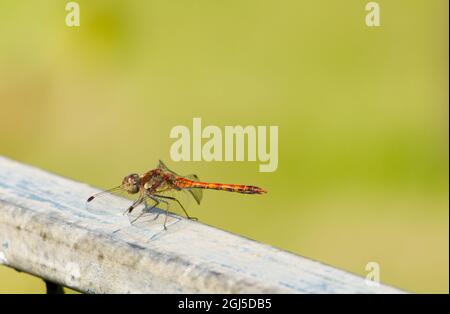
<box><xmin>153</xmin><ymin>188</ymin><xmax>200</xmax><ymax>217</ymax></box>
<box><xmin>158</xmin><ymin>160</ymin><xmax>203</xmax><ymax>204</ymax></box>
<box><xmin>184</xmin><ymin>174</ymin><xmax>203</xmax><ymax>204</ymax></box>
<box><xmin>86</xmin><ymin>187</ymin><xmax>139</xmax><ymax>216</ymax></box>
<box><xmin>157</xmin><ymin>160</ymin><xmax>178</xmax><ymax>175</ymax></box>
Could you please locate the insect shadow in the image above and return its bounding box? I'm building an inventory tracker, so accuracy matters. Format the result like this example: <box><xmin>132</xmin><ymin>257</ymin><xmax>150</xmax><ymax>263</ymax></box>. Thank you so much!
<box><xmin>111</xmin><ymin>202</ymin><xmax>183</xmax><ymax>238</ymax></box>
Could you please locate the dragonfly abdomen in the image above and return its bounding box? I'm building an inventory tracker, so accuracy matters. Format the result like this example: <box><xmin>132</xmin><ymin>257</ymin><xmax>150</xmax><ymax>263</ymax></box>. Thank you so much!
<box><xmin>175</xmin><ymin>177</ymin><xmax>267</xmax><ymax>194</ymax></box>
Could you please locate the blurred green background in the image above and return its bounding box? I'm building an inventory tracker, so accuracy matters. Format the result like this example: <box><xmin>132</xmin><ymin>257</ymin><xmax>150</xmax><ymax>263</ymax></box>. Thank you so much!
<box><xmin>0</xmin><ymin>0</ymin><xmax>448</xmax><ymax>293</ymax></box>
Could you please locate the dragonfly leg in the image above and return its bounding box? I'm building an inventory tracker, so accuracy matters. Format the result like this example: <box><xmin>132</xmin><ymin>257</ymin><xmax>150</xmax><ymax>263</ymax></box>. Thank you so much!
<box><xmin>148</xmin><ymin>196</ymin><xmax>170</xmax><ymax>230</ymax></box>
<box><xmin>129</xmin><ymin>197</ymin><xmax>159</xmax><ymax>224</ymax></box>
<box><xmin>153</xmin><ymin>194</ymin><xmax>198</xmax><ymax>221</ymax></box>
<box><xmin>123</xmin><ymin>194</ymin><xmax>145</xmax><ymax>215</ymax></box>
<box><xmin>163</xmin><ymin>208</ymin><xmax>169</xmax><ymax>230</ymax></box>
<box><xmin>146</xmin><ymin>197</ymin><xmax>160</xmax><ymax>220</ymax></box>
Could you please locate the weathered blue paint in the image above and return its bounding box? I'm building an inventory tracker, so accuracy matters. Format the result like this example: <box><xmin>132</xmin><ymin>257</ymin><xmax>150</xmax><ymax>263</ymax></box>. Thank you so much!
<box><xmin>0</xmin><ymin>156</ymin><xmax>406</xmax><ymax>294</ymax></box>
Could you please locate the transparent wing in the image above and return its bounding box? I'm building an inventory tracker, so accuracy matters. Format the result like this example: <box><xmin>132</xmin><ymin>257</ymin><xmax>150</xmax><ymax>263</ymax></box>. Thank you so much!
<box><xmin>157</xmin><ymin>160</ymin><xmax>178</xmax><ymax>174</ymax></box>
<box><xmin>125</xmin><ymin>194</ymin><xmax>182</xmax><ymax>230</ymax></box>
<box><xmin>85</xmin><ymin>186</ymin><xmax>189</xmax><ymax>231</ymax></box>
<box><xmin>86</xmin><ymin>187</ymin><xmax>142</xmax><ymax>217</ymax></box>
<box><xmin>184</xmin><ymin>174</ymin><xmax>203</xmax><ymax>205</ymax></box>
<box><xmin>151</xmin><ymin>188</ymin><xmax>199</xmax><ymax>219</ymax></box>
<box><xmin>158</xmin><ymin>160</ymin><xmax>203</xmax><ymax>204</ymax></box>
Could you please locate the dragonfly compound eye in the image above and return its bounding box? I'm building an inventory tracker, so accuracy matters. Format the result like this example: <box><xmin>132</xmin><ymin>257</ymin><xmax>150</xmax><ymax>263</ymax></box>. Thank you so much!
<box><xmin>122</xmin><ymin>173</ymin><xmax>140</xmax><ymax>194</ymax></box>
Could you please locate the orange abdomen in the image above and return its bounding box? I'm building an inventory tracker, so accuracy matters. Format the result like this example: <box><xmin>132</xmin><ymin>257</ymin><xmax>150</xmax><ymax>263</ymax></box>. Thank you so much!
<box><xmin>175</xmin><ymin>178</ymin><xmax>267</xmax><ymax>195</ymax></box>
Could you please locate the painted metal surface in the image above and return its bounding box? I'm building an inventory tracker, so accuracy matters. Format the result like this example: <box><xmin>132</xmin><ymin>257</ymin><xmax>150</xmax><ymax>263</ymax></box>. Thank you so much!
<box><xmin>0</xmin><ymin>156</ymin><xmax>404</xmax><ymax>293</ymax></box>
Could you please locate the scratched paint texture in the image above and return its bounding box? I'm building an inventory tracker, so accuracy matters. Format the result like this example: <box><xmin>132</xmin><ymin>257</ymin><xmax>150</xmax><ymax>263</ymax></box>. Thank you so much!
<box><xmin>0</xmin><ymin>156</ymin><xmax>404</xmax><ymax>293</ymax></box>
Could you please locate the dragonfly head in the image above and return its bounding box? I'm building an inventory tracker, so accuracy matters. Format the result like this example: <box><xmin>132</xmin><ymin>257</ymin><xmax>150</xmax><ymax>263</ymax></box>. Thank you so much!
<box><xmin>121</xmin><ymin>173</ymin><xmax>140</xmax><ymax>194</ymax></box>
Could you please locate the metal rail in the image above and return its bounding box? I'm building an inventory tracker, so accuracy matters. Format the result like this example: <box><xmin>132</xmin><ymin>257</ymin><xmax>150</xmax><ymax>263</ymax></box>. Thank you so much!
<box><xmin>0</xmin><ymin>156</ymin><xmax>404</xmax><ymax>293</ymax></box>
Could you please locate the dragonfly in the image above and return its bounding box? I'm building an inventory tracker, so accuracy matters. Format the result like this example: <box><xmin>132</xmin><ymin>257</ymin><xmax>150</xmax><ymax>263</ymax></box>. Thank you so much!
<box><xmin>87</xmin><ymin>160</ymin><xmax>267</xmax><ymax>229</ymax></box>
